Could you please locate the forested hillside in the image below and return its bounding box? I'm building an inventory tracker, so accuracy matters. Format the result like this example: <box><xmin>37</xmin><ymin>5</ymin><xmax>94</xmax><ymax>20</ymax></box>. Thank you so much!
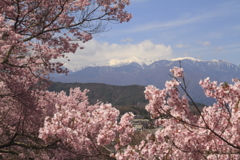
<box><xmin>48</xmin><ymin>82</ymin><xmax>150</xmax><ymax>117</ymax></box>
<box><xmin>48</xmin><ymin>82</ymin><xmax>205</xmax><ymax>116</ymax></box>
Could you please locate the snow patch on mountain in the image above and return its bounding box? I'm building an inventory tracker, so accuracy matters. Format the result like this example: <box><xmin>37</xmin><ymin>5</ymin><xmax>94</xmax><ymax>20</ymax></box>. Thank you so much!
<box><xmin>108</xmin><ymin>56</ymin><xmax>146</xmax><ymax>67</ymax></box>
<box><xmin>63</xmin><ymin>63</ymin><xmax>97</xmax><ymax>72</ymax></box>
<box><xmin>65</xmin><ymin>56</ymin><xmax>238</xmax><ymax>72</ymax></box>
<box><xmin>169</xmin><ymin>57</ymin><xmax>235</xmax><ymax>67</ymax></box>
<box><xmin>170</xmin><ymin>57</ymin><xmax>201</xmax><ymax>62</ymax></box>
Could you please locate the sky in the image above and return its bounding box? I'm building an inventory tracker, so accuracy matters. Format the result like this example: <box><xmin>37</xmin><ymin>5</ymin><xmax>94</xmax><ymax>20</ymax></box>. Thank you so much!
<box><xmin>62</xmin><ymin>0</ymin><xmax>240</xmax><ymax>71</ymax></box>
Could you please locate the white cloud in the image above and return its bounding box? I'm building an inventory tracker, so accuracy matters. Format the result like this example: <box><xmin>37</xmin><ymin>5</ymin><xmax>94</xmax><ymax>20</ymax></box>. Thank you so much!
<box><xmin>60</xmin><ymin>40</ymin><xmax>173</xmax><ymax>71</ymax></box>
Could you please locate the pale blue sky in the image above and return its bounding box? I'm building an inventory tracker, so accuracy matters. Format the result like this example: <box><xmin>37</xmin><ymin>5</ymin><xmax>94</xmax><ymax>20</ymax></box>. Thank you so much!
<box><xmin>64</xmin><ymin>0</ymin><xmax>240</xmax><ymax>71</ymax></box>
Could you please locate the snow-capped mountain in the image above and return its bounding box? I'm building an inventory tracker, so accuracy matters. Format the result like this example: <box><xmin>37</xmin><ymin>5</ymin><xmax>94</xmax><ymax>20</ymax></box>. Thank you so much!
<box><xmin>51</xmin><ymin>58</ymin><xmax>240</xmax><ymax>105</ymax></box>
<box><xmin>109</xmin><ymin>56</ymin><xmax>147</xmax><ymax>67</ymax></box>
<box><xmin>65</xmin><ymin>56</ymin><xmax>151</xmax><ymax>72</ymax></box>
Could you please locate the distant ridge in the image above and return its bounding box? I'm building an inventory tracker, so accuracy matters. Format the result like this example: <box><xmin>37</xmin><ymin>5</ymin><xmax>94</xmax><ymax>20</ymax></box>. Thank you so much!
<box><xmin>52</xmin><ymin>58</ymin><xmax>240</xmax><ymax>105</ymax></box>
<box><xmin>65</xmin><ymin>57</ymin><xmax>231</xmax><ymax>72</ymax></box>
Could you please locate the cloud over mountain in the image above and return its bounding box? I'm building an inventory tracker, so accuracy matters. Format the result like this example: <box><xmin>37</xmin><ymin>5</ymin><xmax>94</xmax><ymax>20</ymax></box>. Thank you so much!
<box><xmin>58</xmin><ymin>40</ymin><xmax>173</xmax><ymax>72</ymax></box>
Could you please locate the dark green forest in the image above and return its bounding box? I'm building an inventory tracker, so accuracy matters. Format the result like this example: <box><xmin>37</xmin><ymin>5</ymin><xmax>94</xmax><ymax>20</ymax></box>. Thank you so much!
<box><xmin>48</xmin><ymin>82</ymin><xmax>205</xmax><ymax>117</ymax></box>
<box><xmin>48</xmin><ymin>82</ymin><xmax>150</xmax><ymax>117</ymax></box>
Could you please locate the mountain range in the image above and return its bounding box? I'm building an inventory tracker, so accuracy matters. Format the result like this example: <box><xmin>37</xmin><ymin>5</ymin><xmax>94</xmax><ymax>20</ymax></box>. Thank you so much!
<box><xmin>51</xmin><ymin>58</ymin><xmax>240</xmax><ymax>105</ymax></box>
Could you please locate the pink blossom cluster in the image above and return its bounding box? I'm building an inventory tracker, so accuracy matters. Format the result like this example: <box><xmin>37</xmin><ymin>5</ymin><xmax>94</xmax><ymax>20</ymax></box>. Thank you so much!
<box><xmin>199</xmin><ymin>77</ymin><xmax>240</xmax><ymax>109</ymax></box>
<box><xmin>39</xmin><ymin>88</ymin><xmax>135</xmax><ymax>158</ymax></box>
<box><xmin>4</xmin><ymin>0</ymin><xmax>240</xmax><ymax>159</ymax></box>
<box><xmin>0</xmin><ymin>0</ymin><xmax>132</xmax><ymax>77</ymax></box>
<box><xmin>170</xmin><ymin>66</ymin><xmax>184</xmax><ymax>78</ymax></box>
<box><xmin>116</xmin><ymin>67</ymin><xmax>240</xmax><ymax>160</ymax></box>
<box><xmin>97</xmin><ymin>0</ymin><xmax>132</xmax><ymax>23</ymax></box>
<box><xmin>0</xmin><ymin>0</ymin><xmax>132</xmax><ymax>158</ymax></box>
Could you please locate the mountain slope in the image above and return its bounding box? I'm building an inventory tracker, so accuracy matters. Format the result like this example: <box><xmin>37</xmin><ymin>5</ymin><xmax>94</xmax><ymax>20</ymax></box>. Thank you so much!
<box><xmin>48</xmin><ymin>82</ymin><xmax>149</xmax><ymax>116</ymax></box>
<box><xmin>48</xmin><ymin>82</ymin><xmax>206</xmax><ymax>117</ymax></box>
<box><xmin>51</xmin><ymin>58</ymin><xmax>240</xmax><ymax>105</ymax></box>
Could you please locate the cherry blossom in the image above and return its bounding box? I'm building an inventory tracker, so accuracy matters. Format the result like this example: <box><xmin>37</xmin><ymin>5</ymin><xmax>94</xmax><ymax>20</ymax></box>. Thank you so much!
<box><xmin>116</xmin><ymin>66</ymin><xmax>240</xmax><ymax>160</ymax></box>
<box><xmin>39</xmin><ymin>88</ymin><xmax>135</xmax><ymax>159</ymax></box>
<box><xmin>0</xmin><ymin>0</ymin><xmax>132</xmax><ymax>159</ymax></box>
<box><xmin>2</xmin><ymin>0</ymin><xmax>240</xmax><ymax>158</ymax></box>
